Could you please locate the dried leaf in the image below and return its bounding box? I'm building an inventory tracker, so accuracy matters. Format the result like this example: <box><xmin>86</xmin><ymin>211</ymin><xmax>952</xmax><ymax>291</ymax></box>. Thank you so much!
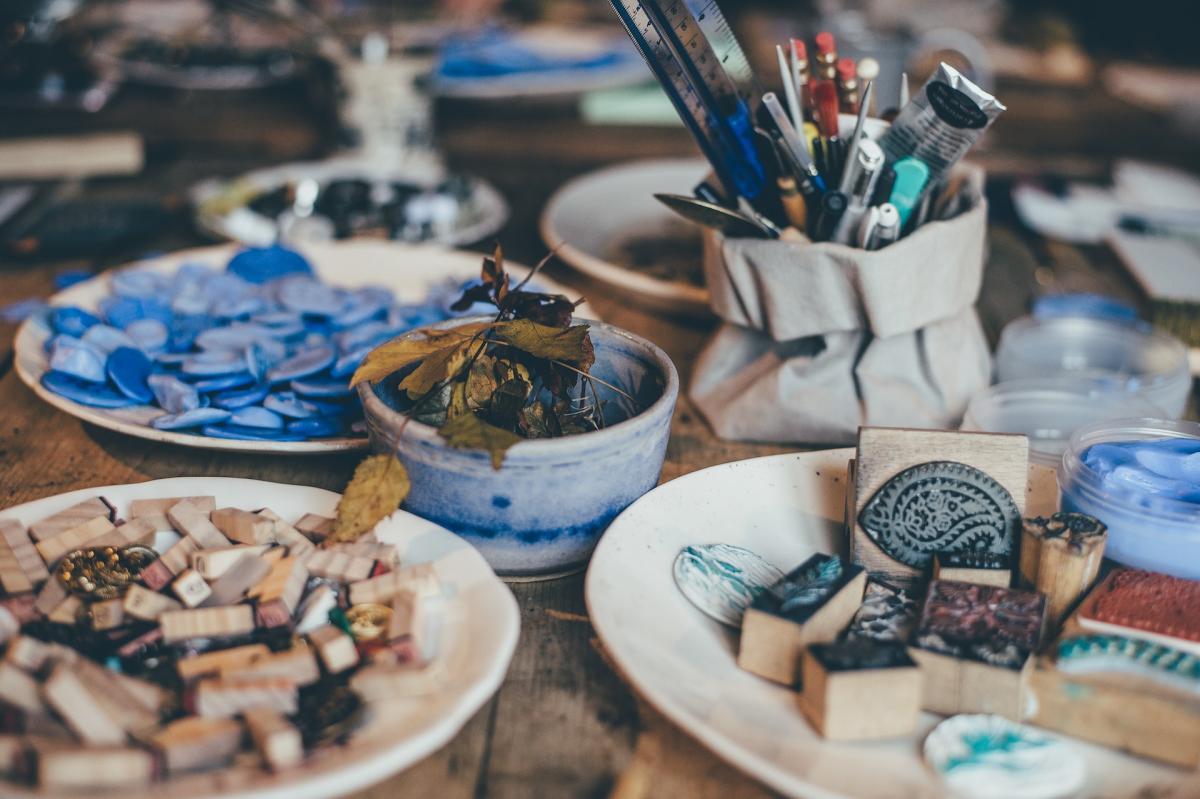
<box><xmin>447</xmin><ymin>379</ymin><xmax>470</xmax><ymax>420</ymax></box>
<box><xmin>495</xmin><ymin>319</ymin><xmax>591</xmax><ymax>364</ymax></box>
<box><xmin>397</xmin><ymin>339</ymin><xmax>473</xmax><ymax>399</ymax></box>
<box><xmin>332</xmin><ymin>454</ymin><xmax>411</xmax><ymax>541</ymax></box>
<box><xmin>466</xmin><ymin>354</ymin><xmax>498</xmax><ymax>410</ymax></box>
<box><xmin>350</xmin><ymin>321</ymin><xmax>492</xmax><ymax>387</ymax></box>
<box><xmin>438</xmin><ymin>411</ymin><xmax>522</xmax><ymax>470</ymax></box>
<box><xmin>520</xmin><ymin>401</ymin><xmax>550</xmax><ymax>438</ymax></box>
<box><xmin>503</xmin><ymin>291</ymin><xmax>578</xmax><ymax>328</ymax></box>
<box><xmin>488</xmin><ymin>377</ymin><xmax>531</xmax><ymax>431</ymax></box>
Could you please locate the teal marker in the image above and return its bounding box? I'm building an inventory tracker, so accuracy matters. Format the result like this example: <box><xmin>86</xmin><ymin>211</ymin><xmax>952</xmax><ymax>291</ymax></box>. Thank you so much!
<box><xmin>888</xmin><ymin>157</ymin><xmax>930</xmax><ymax>229</ymax></box>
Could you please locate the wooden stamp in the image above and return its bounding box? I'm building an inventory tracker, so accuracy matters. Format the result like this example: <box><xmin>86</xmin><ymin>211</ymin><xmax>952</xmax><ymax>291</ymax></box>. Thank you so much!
<box><xmin>909</xmin><ymin>579</ymin><xmax>1046</xmax><ymax>719</ymax></box>
<box><xmin>221</xmin><ymin>645</ymin><xmax>320</xmax><ymax>686</ymax></box>
<box><xmin>94</xmin><ymin>517</ymin><xmax>158</xmax><ymax>549</ymax></box>
<box><xmin>798</xmin><ymin>639</ymin><xmax>922</xmax><ymax>740</ymax></box>
<box><xmin>1075</xmin><ymin>568</ymin><xmax>1200</xmax><ymax>654</ymax></box>
<box><xmin>151</xmin><ymin>716</ymin><xmax>242</xmax><ymax>773</ymax></box>
<box><xmin>171</xmin><ymin>568</ymin><xmax>213</xmax><ymax>608</ymax></box>
<box><xmin>211</xmin><ymin>507</ymin><xmax>277</xmax><ymax>545</ymax></box>
<box><xmin>1026</xmin><ymin>633</ymin><xmax>1200</xmax><ymax>768</ymax></box>
<box><xmin>737</xmin><ymin>554</ymin><xmax>867</xmax><ymax>686</ymax></box>
<box><xmin>843</xmin><ymin>580</ymin><xmax>919</xmax><ymax>643</ymax></box>
<box><xmin>47</xmin><ymin>594</ymin><xmax>83</xmax><ymax>625</ymax></box>
<box><xmin>34</xmin><ymin>516</ymin><xmax>116</xmax><ymax>565</ymax></box>
<box><xmin>160</xmin><ymin>605</ymin><xmax>255</xmax><ymax>643</ymax></box>
<box><xmin>191</xmin><ymin>544</ymin><xmax>273</xmax><ymax>580</ymax></box>
<box><xmin>848</xmin><ymin>427</ymin><xmax>1028</xmax><ymax>588</ymax></box>
<box><xmin>201</xmin><ymin>553</ymin><xmax>271</xmax><ymax>607</ymax></box>
<box><xmin>176</xmin><ymin>643</ymin><xmax>271</xmax><ymax>682</ymax></box>
<box><xmin>308</xmin><ymin>624</ymin><xmax>359</xmax><ymax>674</ymax></box>
<box><xmin>130</xmin><ymin>495</ymin><xmax>215</xmax><ymax>532</ymax></box>
<box><xmin>166</xmin><ymin>499</ymin><xmax>229</xmax><ymax>549</ymax></box>
<box><xmin>305</xmin><ymin>550</ymin><xmax>375</xmax><ymax>583</ymax></box>
<box><xmin>1020</xmin><ymin>513</ymin><xmax>1107</xmax><ymax>631</ymax></box>
<box><xmin>28</xmin><ymin>497</ymin><xmax>114</xmax><ymax>542</ymax></box>
<box><xmin>41</xmin><ymin>664</ymin><xmax>128</xmax><ymax>745</ymax></box>
<box><xmin>193</xmin><ymin>675</ymin><xmax>298</xmax><ymax>717</ymax></box>
<box><xmin>33</xmin><ymin>743</ymin><xmax>157</xmax><ymax>789</ymax></box>
<box><xmin>294</xmin><ymin>513</ymin><xmax>335</xmax><ymax>542</ymax></box>
<box><xmin>123</xmin><ymin>583</ymin><xmax>182</xmax><ymax>621</ymax></box>
<box><xmin>0</xmin><ymin>520</ymin><xmax>49</xmax><ymax>594</ymax></box>
<box><xmin>249</xmin><ymin>556</ymin><xmax>308</xmax><ymax>628</ymax></box>
<box><xmin>349</xmin><ymin>563</ymin><xmax>440</xmax><ymax>606</ymax></box>
<box><xmin>932</xmin><ymin>551</ymin><xmax>1011</xmax><ymax>588</ymax></box>
<box><xmin>90</xmin><ymin>597</ymin><xmax>125</xmax><ymax>630</ymax></box>
<box><xmin>244</xmin><ymin>707</ymin><xmax>303</xmax><ymax>771</ymax></box>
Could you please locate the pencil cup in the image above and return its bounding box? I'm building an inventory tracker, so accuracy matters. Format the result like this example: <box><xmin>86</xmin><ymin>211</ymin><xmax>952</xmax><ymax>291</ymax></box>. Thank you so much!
<box><xmin>690</xmin><ymin>165</ymin><xmax>990</xmax><ymax>446</ymax></box>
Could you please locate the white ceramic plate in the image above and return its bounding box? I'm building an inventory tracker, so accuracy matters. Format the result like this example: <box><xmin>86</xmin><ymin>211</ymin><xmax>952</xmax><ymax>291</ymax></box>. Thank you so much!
<box><xmin>585</xmin><ymin>451</ymin><xmax>1199</xmax><ymax>799</ymax></box>
<box><xmin>14</xmin><ymin>240</ymin><xmax>595</xmax><ymax>455</ymax></box>
<box><xmin>540</xmin><ymin>158</ymin><xmax>712</xmax><ymax>317</ymax></box>
<box><xmin>0</xmin><ymin>476</ymin><xmax>520</xmax><ymax>799</ymax></box>
<box><xmin>190</xmin><ymin>159</ymin><xmax>508</xmax><ymax>249</ymax></box>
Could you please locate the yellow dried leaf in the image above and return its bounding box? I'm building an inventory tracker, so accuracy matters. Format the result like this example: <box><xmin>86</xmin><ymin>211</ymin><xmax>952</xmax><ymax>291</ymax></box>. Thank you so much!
<box><xmin>349</xmin><ymin>321</ymin><xmax>493</xmax><ymax>387</ymax></box>
<box><xmin>331</xmin><ymin>454</ymin><xmax>411</xmax><ymax>541</ymax></box>
<box><xmin>438</xmin><ymin>411</ymin><xmax>522</xmax><ymax>470</ymax></box>
<box><xmin>494</xmin><ymin>319</ymin><xmax>591</xmax><ymax>363</ymax></box>
<box><xmin>397</xmin><ymin>339</ymin><xmax>474</xmax><ymax>399</ymax></box>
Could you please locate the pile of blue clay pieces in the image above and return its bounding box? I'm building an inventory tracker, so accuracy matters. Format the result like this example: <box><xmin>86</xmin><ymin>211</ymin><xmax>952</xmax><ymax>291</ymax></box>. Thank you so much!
<box><xmin>1081</xmin><ymin>437</ymin><xmax>1200</xmax><ymax>505</ymax></box>
<box><xmin>39</xmin><ymin>245</ymin><xmax>467</xmax><ymax>442</ymax></box>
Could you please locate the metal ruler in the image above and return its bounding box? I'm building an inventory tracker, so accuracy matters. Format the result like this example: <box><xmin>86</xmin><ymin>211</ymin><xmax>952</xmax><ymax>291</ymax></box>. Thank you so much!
<box><xmin>610</xmin><ymin>0</ymin><xmax>765</xmax><ymax>203</ymax></box>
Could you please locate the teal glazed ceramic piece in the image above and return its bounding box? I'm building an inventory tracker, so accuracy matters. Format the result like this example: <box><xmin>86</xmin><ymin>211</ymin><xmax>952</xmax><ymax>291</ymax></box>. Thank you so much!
<box><xmin>1057</xmin><ymin>634</ymin><xmax>1200</xmax><ymax>695</ymax></box>
<box><xmin>672</xmin><ymin>544</ymin><xmax>784</xmax><ymax>628</ymax></box>
<box><xmin>360</xmin><ymin>318</ymin><xmax>679</xmax><ymax>577</ymax></box>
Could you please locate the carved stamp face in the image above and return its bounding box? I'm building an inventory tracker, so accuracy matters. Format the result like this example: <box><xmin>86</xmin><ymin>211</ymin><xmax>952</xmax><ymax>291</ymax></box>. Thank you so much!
<box><xmin>752</xmin><ymin>553</ymin><xmax>863</xmax><ymax>623</ymax></box>
<box><xmin>1083</xmin><ymin>569</ymin><xmax>1200</xmax><ymax>644</ymax></box>
<box><xmin>810</xmin><ymin>639</ymin><xmax>916</xmax><ymax>672</ymax></box>
<box><xmin>859</xmin><ymin>461</ymin><xmax>1019</xmax><ymax>569</ymax></box>
<box><xmin>845</xmin><ymin>580</ymin><xmax>918</xmax><ymax>644</ymax></box>
<box><xmin>912</xmin><ymin>580</ymin><xmax>1045</xmax><ymax>669</ymax></box>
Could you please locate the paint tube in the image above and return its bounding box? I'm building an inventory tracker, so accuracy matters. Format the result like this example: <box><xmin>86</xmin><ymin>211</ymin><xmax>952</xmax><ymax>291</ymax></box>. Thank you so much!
<box><xmin>878</xmin><ymin>62</ymin><xmax>1005</xmax><ymax>186</ymax></box>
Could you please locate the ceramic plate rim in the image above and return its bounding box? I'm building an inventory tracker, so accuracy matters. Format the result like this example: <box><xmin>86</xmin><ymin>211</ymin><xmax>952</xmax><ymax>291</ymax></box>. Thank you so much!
<box><xmin>0</xmin><ymin>476</ymin><xmax>520</xmax><ymax>799</ymax></box>
<box><xmin>14</xmin><ymin>240</ymin><xmax>595</xmax><ymax>455</ymax></box>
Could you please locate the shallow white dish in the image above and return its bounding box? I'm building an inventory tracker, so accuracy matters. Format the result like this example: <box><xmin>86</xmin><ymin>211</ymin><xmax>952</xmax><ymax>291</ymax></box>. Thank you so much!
<box><xmin>540</xmin><ymin>158</ymin><xmax>711</xmax><ymax>317</ymax></box>
<box><xmin>15</xmin><ymin>240</ymin><xmax>594</xmax><ymax>455</ymax></box>
<box><xmin>0</xmin><ymin>476</ymin><xmax>520</xmax><ymax>799</ymax></box>
<box><xmin>585</xmin><ymin>450</ymin><xmax>1198</xmax><ymax>799</ymax></box>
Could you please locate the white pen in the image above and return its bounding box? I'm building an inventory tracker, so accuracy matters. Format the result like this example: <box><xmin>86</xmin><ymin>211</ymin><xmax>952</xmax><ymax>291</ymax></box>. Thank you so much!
<box><xmin>900</xmin><ymin>72</ymin><xmax>910</xmax><ymax>108</ymax></box>
<box><xmin>857</xmin><ymin>205</ymin><xmax>882</xmax><ymax>249</ymax></box>
<box><xmin>776</xmin><ymin>45</ymin><xmax>804</xmax><ymax>138</ymax></box>
<box><xmin>872</xmin><ymin>203</ymin><xmax>901</xmax><ymax>248</ymax></box>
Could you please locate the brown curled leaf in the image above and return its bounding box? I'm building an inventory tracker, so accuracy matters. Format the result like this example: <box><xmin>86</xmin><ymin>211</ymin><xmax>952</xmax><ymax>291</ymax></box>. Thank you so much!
<box><xmin>349</xmin><ymin>321</ymin><xmax>492</xmax><ymax>387</ymax></box>
<box><xmin>494</xmin><ymin>319</ymin><xmax>591</xmax><ymax>364</ymax></box>
<box><xmin>331</xmin><ymin>454</ymin><xmax>411</xmax><ymax>542</ymax></box>
<box><xmin>438</xmin><ymin>411</ymin><xmax>522</xmax><ymax>470</ymax></box>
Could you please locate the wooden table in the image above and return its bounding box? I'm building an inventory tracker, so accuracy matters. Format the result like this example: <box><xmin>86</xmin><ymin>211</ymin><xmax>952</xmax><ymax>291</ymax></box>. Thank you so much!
<box><xmin>0</xmin><ymin>99</ymin><xmax>1177</xmax><ymax>798</ymax></box>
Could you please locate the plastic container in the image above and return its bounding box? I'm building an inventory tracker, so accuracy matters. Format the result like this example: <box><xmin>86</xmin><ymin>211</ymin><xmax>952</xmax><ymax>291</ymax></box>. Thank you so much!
<box><xmin>1058</xmin><ymin>417</ymin><xmax>1200</xmax><ymax>579</ymax></box>
<box><xmin>994</xmin><ymin>316</ymin><xmax>1190</xmax><ymax>418</ymax></box>
<box><xmin>962</xmin><ymin>379</ymin><xmax>1164</xmax><ymax>467</ymax></box>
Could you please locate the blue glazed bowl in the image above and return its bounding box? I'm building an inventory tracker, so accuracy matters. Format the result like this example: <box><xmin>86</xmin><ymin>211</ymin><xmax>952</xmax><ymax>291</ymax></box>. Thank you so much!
<box><xmin>359</xmin><ymin>318</ymin><xmax>679</xmax><ymax>577</ymax></box>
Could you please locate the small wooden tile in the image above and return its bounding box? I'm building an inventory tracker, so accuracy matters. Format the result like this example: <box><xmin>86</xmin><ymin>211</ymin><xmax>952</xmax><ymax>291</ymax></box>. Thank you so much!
<box><xmin>160</xmin><ymin>605</ymin><xmax>254</xmax><ymax>643</ymax></box>
<box><xmin>193</xmin><ymin>676</ymin><xmax>298</xmax><ymax>718</ymax></box>
<box><xmin>33</xmin><ymin>743</ymin><xmax>156</xmax><ymax>789</ymax></box>
<box><xmin>123</xmin><ymin>584</ymin><xmax>182</xmax><ymax>622</ymax></box>
<box><xmin>294</xmin><ymin>513</ymin><xmax>334</xmax><ymax>541</ymax></box>
<box><xmin>171</xmin><ymin>569</ymin><xmax>213</xmax><ymax>608</ymax></box>
<box><xmin>244</xmin><ymin>707</ymin><xmax>303</xmax><ymax>771</ymax></box>
<box><xmin>308</xmin><ymin>624</ymin><xmax>359</xmax><ymax>674</ymax></box>
<box><xmin>28</xmin><ymin>498</ymin><xmax>114</xmax><ymax>542</ymax></box>
<box><xmin>176</xmin><ymin>644</ymin><xmax>271</xmax><ymax>682</ymax></box>
<box><xmin>151</xmin><ymin>716</ymin><xmax>242</xmax><ymax>774</ymax></box>
<box><xmin>90</xmin><ymin>597</ymin><xmax>125</xmax><ymax>630</ymax></box>
<box><xmin>191</xmin><ymin>544</ymin><xmax>273</xmax><ymax>580</ymax></box>
<box><xmin>166</xmin><ymin>499</ymin><xmax>228</xmax><ymax>549</ymax></box>
<box><xmin>34</xmin><ymin>516</ymin><xmax>116</xmax><ymax>565</ymax></box>
<box><xmin>130</xmin><ymin>496</ymin><xmax>215</xmax><ymax>532</ymax></box>
<box><xmin>212</xmin><ymin>507</ymin><xmax>277</xmax><ymax>545</ymax></box>
<box><xmin>201</xmin><ymin>553</ymin><xmax>271</xmax><ymax>607</ymax></box>
<box><xmin>0</xmin><ymin>520</ymin><xmax>49</xmax><ymax>594</ymax></box>
<box><xmin>42</xmin><ymin>664</ymin><xmax>127</xmax><ymax>745</ymax></box>
<box><xmin>799</xmin><ymin>639</ymin><xmax>922</xmax><ymax>740</ymax></box>
<box><xmin>220</xmin><ymin>645</ymin><xmax>320</xmax><ymax>686</ymax></box>
<box><xmin>305</xmin><ymin>550</ymin><xmax>374</xmax><ymax>583</ymax></box>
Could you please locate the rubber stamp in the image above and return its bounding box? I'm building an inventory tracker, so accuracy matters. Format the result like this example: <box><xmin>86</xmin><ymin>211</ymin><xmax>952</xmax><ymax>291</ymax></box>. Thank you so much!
<box><xmin>799</xmin><ymin>639</ymin><xmax>922</xmax><ymax>740</ymax></box>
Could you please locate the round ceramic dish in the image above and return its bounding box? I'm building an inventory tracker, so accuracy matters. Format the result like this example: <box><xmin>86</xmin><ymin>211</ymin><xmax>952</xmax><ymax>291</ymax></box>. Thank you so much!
<box><xmin>585</xmin><ymin>451</ymin><xmax>1194</xmax><ymax>798</ymax></box>
<box><xmin>14</xmin><ymin>241</ymin><xmax>594</xmax><ymax>455</ymax></box>
<box><xmin>961</xmin><ymin>379</ymin><xmax>1164</xmax><ymax>467</ymax></box>
<box><xmin>993</xmin><ymin>316</ymin><xmax>1190</xmax><ymax>418</ymax></box>
<box><xmin>359</xmin><ymin>319</ymin><xmax>679</xmax><ymax>577</ymax></box>
<box><xmin>1059</xmin><ymin>417</ymin><xmax>1200</xmax><ymax>579</ymax></box>
<box><xmin>0</xmin><ymin>476</ymin><xmax>519</xmax><ymax>799</ymax></box>
<box><xmin>540</xmin><ymin>158</ymin><xmax>712</xmax><ymax>317</ymax></box>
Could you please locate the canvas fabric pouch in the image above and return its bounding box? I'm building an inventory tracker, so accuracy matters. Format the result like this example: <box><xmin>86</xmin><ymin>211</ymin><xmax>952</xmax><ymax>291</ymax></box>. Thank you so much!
<box><xmin>690</xmin><ymin>165</ymin><xmax>990</xmax><ymax>445</ymax></box>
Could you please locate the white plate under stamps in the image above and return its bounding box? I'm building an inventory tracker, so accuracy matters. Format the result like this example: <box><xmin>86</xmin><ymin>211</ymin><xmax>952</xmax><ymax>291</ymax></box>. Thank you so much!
<box><xmin>0</xmin><ymin>477</ymin><xmax>520</xmax><ymax>799</ymax></box>
<box><xmin>14</xmin><ymin>240</ymin><xmax>595</xmax><ymax>455</ymax></box>
<box><xmin>585</xmin><ymin>450</ymin><xmax>1200</xmax><ymax>799</ymax></box>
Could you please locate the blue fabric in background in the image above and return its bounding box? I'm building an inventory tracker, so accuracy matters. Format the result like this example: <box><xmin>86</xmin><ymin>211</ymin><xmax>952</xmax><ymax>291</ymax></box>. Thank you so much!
<box><xmin>1032</xmin><ymin>293</ymin><xmax>1140</xmax><ymax>325</ymax></box>
<box><xmin>436</xmin><ymin>26</ymin><xmax>634</xmax><ymax>80</ymax></box>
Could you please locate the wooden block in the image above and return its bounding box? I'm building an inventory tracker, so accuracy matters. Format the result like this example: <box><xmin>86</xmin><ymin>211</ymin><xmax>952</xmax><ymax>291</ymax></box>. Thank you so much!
<box><xmin>160</xmin><ymin>605</ymin><xmax>255</xmax><ymax>643</ymax></box>
<box><xmin>844</xmin><ymin>580</ymin><xmax>919</xmax><ymax>643</ymax></box>
<box><xmin>244</xmin><ymin>707</ymin><xmax>303</xmax><ymax>770</ymax></box>
<box><xmin>737</xmin><ymin>554</ymin><xmax>867</xmax><ymax>686</ymax></box>
<box><xmin>41</xmin><ymin>664</ymin><xmax>127</xmax><ymax>745</ymax></box>
<box><xmin>327</xmin><ymin>541</ymin><xmax>401</xmax><ymax>568</ymax></box>
<box><xmin>34</xmin><ymin>516</ymin><xmax>116</xmax><ymax>566</ymax></box>
<box><xmin>798</xmin><ymin>639</ymin><xmax>922</xmax><ymax>740</ymax></box>
<box><xmin>72</xmin><ymin>658</ymin><xmax>161</xmax><ymax>734</ymax></box>
<box><xmin>305</xmin><ymin>550</ymin><xmax>375</xmax><ymax>583</ymax></box>
<box><xmin>151</xmin><ymin>716</ymin><xmax>242</xmax><ymax>773</ymax></box>
<box><xmin>130</xmin><ymin>496</ymin><xmax>215</xmax><ymax>532</ymax></box>
<box><xmin>0</xmin><ymin>520</ymin><xmax>49</xmax><ymax>593</ymax></box>
<box><xmin>221</xmin><ymin>645</ymin><xmax>321</xmax><ymax>686</ymax></box>
<box><xmin>1020</xmin><ymin>513</ymin><xmax>1107</xmax><ymax>631</ymax></box>
<box><xmin>294</xmin><ymin>513</ymin><xmax>335</xmax><ymax>541</ymax></box>
<box><xmin>92</xmin><ymin>517</ymin><xmax>158</xmax><ymax>548</ymax></box>
<box><xmin>308</xmin><ymin>624</ymin><xmax>359</xmax><ymax>674</ymax></box>
<box><xmin>139</xmin><ymin>560</ymin><xmax>173</xmax><ymax>592</ymax></box>
<box><xmin>4</xmin><ymin>635</ymin><xmax>76</xmax><ymax>673</ymax></box>
<box><xmin>201</xmin><ymin>553</ymin><xmax>271</xmax><ymax>607</ymax></box>
<box><xmin>0</xmin><ymin>662</ymin><xmax>47</xmax><ymax>716</ymax></box>
<box><xmin>385</xmin><ymin>589</ymin><xmax>427</xmax><ymax>666</ymax></box>
<box><xmin>33</xmin><ymin>578</ymin><xmax>68</xmax><ymax>617</ymax></box>
<box><xmin>123</xmin><ymin>584</ymin><xmax>182</xmax><ymax>621</ymax></box>
<box><xmin>166</xmin><ymin>499</ymin><xmax>229</xmax><ymax>549</ymax></box>
<box><xmin>909</xmin><ymin>579</ymin><xmax>1046</xmax><ymax>719</ymax></box>
<box><xmin>0</xmin><ymin>594</ymin><xmax>39</xmax><ymax>625</ymax></box>
<box><xmin>295</xmin><ymin>583</ymin><xmax>338</xmax><ymax>635</ymax></box>
<box><xmin>849</xmin><ymin>427</ymin><xmax>1028</xmax><ymax>588</ymax></box>
<box><xmin>349</xmin><ymin>562</ymin><xmax>440</xmax><ymax>606</ymax></box>
<box><xmin>1075</xmin><ymin>568</ymin><xmax>1200</xmax><ymax>655</ymax></box>
<box><xmin>350</xmin><ymin>663</ymin><xmax>445</xmax><ymax>700</ymax></box>
<box><xmin>159</xmin><ymin>534</ymin><xmax>202</xmax><ymax>576</ymax></box>
<box><xmin>250</xmin><ymin>556</ymin><xmax>308</xmax><ymax>628</ymax></box>
<box><xmin>194</xmin><ymin>676</ymin><xmax>298</xmax><ymax>717</ymax></box>
<box><xmin>33</xmin><ymin>743</ymin><xmax>156</xmax><ymax>789</ymax></box>
<box><xmin>258</xmin><ymin>512</ymin><xmax>316</xmax><ymax>560</ymax></box>
<box><xmin>1025</xmin><ymin>634</ymin><xmax>1200</xmax><ymax>767</ymax></box>
<box><xmin>212</xmin><ymin>507</ymin><xmax>277</xmax><ymax>545</ymax></box>
<box><xmin>933</xmin><ymin>551</ymin><xmax>1011</xmax><ymax>588</ymax></box>
<box><xmin>177</xmin><ymin>644</ymin><xmax>271</xmax><ymax>682</ymax></box>
<box><xmin>0</xmin><ymin>734</ymin><xmax>23</xmax><ymax>777</ymax></box>
<box><xmin>171</xmin><ymin>568</ymin><xmax>213</xmax><ymax>608</ymax></box>
<box><xmin>28</xmin><ymin>498</ymin><xmax>114</xmax><ymax>542</ymax></box>
<box><xmin>0</xmin><ymin>608</ymin><xmax>18</xmax><ymax>647</ymax></box>
<box><xmin>91</xmin><ymin>597</ymin><xmax>125</xmax><ymax>630</ymax></box>
<box><xmin>47</xmin><ymin>595</ymin><xmax>83</xmax><ymax>625</ymax></box>
<box><xmin>192</xmin><ymin>544</ymin><xmax>273</xmax><ymax>580</ymax></box>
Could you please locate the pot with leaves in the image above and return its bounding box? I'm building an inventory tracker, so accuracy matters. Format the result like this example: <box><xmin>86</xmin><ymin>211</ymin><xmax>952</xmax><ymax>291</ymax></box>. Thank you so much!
<box><xmin>338</xmin><ymin>246</ymin><xmax>679</xmax><ymax>577</ymax></box>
